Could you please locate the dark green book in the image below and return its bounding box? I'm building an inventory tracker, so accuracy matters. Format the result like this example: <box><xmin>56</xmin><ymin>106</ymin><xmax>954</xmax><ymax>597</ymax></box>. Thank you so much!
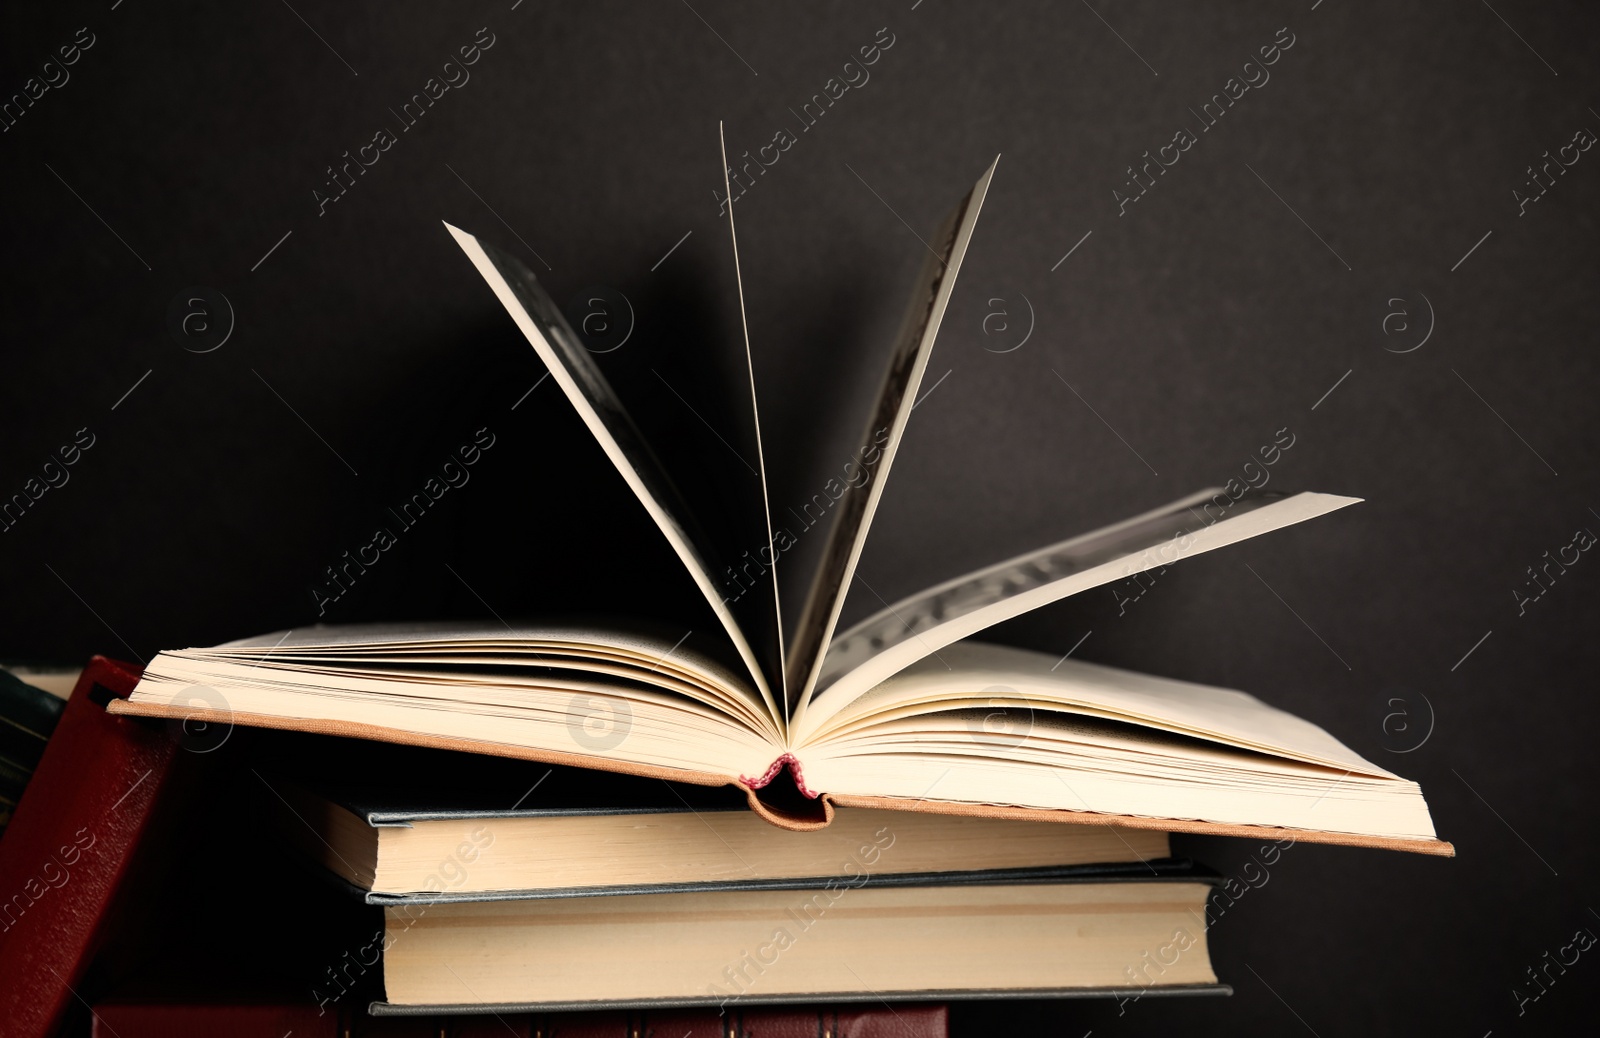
<box><xmin>0</xmin><ymin>667</ymin><xmax>70</xmax><ymax>836</ymax></box>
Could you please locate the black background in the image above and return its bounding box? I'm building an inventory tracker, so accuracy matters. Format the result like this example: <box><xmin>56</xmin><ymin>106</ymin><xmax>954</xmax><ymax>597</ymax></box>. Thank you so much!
<box><xmin>3</xmin><ymin>1</ymin><xmax>1598</xmax><ymax>1033</ymax></box>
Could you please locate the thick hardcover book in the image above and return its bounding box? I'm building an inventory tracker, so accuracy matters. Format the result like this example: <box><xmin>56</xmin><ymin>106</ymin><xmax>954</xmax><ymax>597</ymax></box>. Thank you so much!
<box><xmin>111</xmin><ymin>150</ymin><xmax>1449</xmax><ymax>856</ymax></box>
<box><xmin>262</xmin><ymin>741</ymin><xmax>1172</xmax><ymax>903</ymax></box>
<box><xmin>371</xmin><ymin>868</ymin><xmax>1226</xmax><ymax>1012</ymax></box>
<box><xmin>90</xmin><ymin>1001</ymin><xmax>950</xmax><ymax>1037</ymax></box>
<box><xmin>0</xmin><ymin>657</ymin><xmax>176</xmax><ymax>1038</ymax></box>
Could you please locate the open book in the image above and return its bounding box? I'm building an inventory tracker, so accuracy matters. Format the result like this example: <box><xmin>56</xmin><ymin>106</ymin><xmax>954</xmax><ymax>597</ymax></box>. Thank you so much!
<box><xmin>113</xmin><ymin>153</ymin><xmax>1448</xmax><ymax>855</ymax></box>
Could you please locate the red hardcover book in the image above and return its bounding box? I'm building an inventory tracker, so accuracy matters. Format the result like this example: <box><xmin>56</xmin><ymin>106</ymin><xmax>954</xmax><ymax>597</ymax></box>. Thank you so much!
<box><xmin>0</xmin><ymin>656</ymin><xmax>178</xmax><ymax>1038</ymax></box>
<box><xmin>548</xmin><ymin>1006</ymin><xmax>949</xmax><ymax>1037</ymax></box>
<box><xmin>90</xmin><ymin>1002</ymin><xmax>948</xmax><ymax>1037</ymax></box>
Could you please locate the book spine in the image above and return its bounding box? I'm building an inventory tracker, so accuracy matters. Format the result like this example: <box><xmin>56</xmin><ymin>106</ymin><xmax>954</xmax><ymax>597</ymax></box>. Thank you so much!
<box><xmin>91</xmin><ymin>1004</ymin><xmax>948</xmax><ymax>1037</ymax></box>
<box><xmin>0</xmin><ymin>657</ymin><xmax>177</xmax><ymax>1038</ymax></box>
<box><xmin>513</xmin><ymin>1006</ymin><xmax>949</xmax><ymax>1038</ymax></box>
<box><xmin>91</xmin><ymin>1002</ymin><xmax>338</xmax><ymax>1038</ymax></box>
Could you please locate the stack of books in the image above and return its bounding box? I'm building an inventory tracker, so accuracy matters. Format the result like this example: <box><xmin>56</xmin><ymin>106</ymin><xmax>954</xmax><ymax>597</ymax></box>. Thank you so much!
<box><xmin>0</xmin><ymin>155</ymin><xmax>1450</xmax><ymax>1029</ymax></box>
<box><xmin>258</xmin><ymin>746</ymin><xmax>1221</xmax><ymax>1012</ymax></box>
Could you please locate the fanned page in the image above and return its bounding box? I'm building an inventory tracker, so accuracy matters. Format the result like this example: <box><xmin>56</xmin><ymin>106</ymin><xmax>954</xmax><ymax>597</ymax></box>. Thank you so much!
<box><xmin>785</xmin><ymin>158</ymin><xmax>999</xmax><ymax>720</ymax></box>
<box><xmin>124</xmin><ymin>622</ymin><xmax>782</xmax><ymax>784</ymax></box>
<box><xmin>717</xmin><ymin>123</ymin><xmax>786</xmax><ymax>708</ymax></box>
<box><xmin>116</xmin><ymin>620</ymin><xmax>1448</xmax><ymax>850</ymax></box>
<box><xmin>796</xmin><ymin>489</ymin><xmax>1359</xmax><ymax>741</ymax></box>
<box><xmin>794</xmin><ymin>641</ymin><xmax>1444</xmax><ymax>849</ymax></box>
<box><xmin>444</xmin><ymin>225</ymin><xmax>779</xmax><ymax>720</ymax></box>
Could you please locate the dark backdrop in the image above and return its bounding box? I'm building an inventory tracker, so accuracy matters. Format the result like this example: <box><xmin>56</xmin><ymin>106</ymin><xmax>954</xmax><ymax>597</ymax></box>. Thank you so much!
<box><xmin>3</xmin><ymin>1</ymin><xmax>1598</xmax><ymax>1034</ymax></box>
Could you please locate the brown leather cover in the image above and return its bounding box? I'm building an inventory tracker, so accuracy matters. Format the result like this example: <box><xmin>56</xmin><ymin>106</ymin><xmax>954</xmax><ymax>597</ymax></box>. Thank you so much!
<box><xmin>107</xmin><ymin>699</ymin><xmax>1454</xmax><ymax>856</ymax></box>
<box><xmin>91</xmin><ymin>1002</ymin><xmax>336</xmax><ymax>1038</ymax></box>
<box><xmin>90</xmin><ymin>1001</ymin><xmax>948</xmax><ymax>1037</ymax></box>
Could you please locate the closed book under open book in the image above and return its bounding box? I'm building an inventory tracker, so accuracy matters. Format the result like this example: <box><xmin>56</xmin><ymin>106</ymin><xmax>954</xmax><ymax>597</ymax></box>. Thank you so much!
<box><xmin>268</xmin><ymin>750</ymin><xmax>1172</xmax><ymax>902</ymax></box>
<box><xmin>112</xmin><ymin>154</ymin><xmax>1449</xmax><ymax>855</ymax></box>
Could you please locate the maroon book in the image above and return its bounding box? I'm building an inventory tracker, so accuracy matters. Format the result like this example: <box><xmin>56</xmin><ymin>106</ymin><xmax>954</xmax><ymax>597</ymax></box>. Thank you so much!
<box><xmin>0</xmin><ymin>656</ymin><xmax>178</xmax><ymax>1038</ymax></box>
<box><xmin>91</xmin><ymin>1002</ymin><xmax>948</xmax><ymax>1037</ymax></box>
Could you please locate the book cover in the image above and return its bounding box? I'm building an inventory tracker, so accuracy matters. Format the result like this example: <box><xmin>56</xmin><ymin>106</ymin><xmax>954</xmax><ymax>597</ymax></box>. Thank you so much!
<box><xmin>90</xmin><ymin>1000</ymin><xmax>951</xmax><ymax>1037</ymax></box>
<box><xmin>0</xmin><ymin>667</ymin><xmax>69</xmax><ymax>834</ymax></box>
<box><xmin>0</xmin><ymin>656</ymin><xmax>177</xmax><ymax>1038</ymax></box>
<box><xmin>253</xmin><ymin>735</ymin><xmax>1175</xmax><ymax>904</ymax></box>
<box><xmin>370</xmin><ymin>871</ymin><xmax>1228</xmax><ymax>1011</ymax></box>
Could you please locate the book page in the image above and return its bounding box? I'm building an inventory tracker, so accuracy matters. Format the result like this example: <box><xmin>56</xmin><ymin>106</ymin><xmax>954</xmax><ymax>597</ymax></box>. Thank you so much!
<box><xmin>805</xmin><ymin>640</ymin><xmax>1393</xmax><ymax>775</ymax></box>
<box><xmin>784</xmin><ymin>158</ymin><xmax>999</xmax><ymax>721</ymax></box>
<box><xmin>446</xmin><ymin>226</ymin><xmax>778</xmax><ymax>721</ymax></box>
<box><xmin>129</xmin><ymin>648</ymin><xmax>780</xmax><ymax>783</ymax></box>
<box><xmin>718</xmin><ymin>123</ymin><xmax>786</xmax><ymax>712</ymax></box>
<box><xmin>795</xmin><ymin>490</ymin><xmax>1359</xmax><ymax>739</ymax></box>
<box><xmin>211</xmin><ymin>621</ymin><xmax>776</xmax><ymax>738</ymax></box>
<box><xmin>792</xmin><ymin>642</ymin><xmax>1438</xmax><ymax>843</ymax></box>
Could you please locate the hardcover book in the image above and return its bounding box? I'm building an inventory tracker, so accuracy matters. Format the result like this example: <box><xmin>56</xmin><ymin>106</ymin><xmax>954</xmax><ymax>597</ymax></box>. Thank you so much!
<box><xmin>268</xmin><ymin>749</ymin><xmax>1172</xmax><ymax>903</ymax></box>
<box><xmin>0</xmin><ymin>666</ymin><xmax>70</xmax><ymax>834</ymax></box>
<box><xmin>90</xmin><ymin>1000</ymin><xmax>950</xmax><ymax>1037</ymax></box>
<box><xmin>371</xmin><ymin>870</ymin><xmax>1225</xmax><ymax>1011</ymax></box>
<box><xmin>111</xmin><ymin>154</ymin><xmax>1448</xmax><ymax>855</ymax></box>
<box><xmin>0</xmin><ymin>657</ymin><xmax>178</xmax><ymax>1038</ymax></box>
